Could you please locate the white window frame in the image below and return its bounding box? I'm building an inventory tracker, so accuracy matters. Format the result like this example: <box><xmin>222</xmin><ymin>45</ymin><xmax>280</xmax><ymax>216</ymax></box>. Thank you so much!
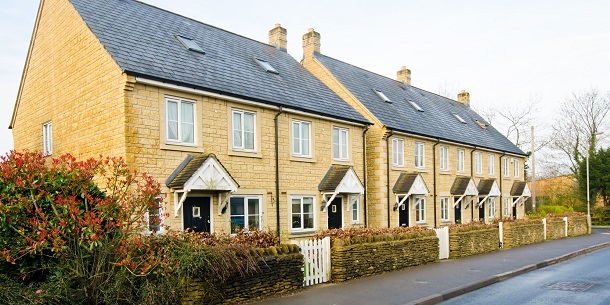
<box><xmin>333</xmin><ymin>127</ymin><xmax>349</xmax><ymax>161</ymax></box>
<box><xmin>290</xmin><ymin>196</ymin><xmax>315</xmax><ymax>232</ymax></box>
<box><xmin>292</xmin><ymin>120</ymin><xmax>311</xmax><ymax>157</ymax></box>
<box><xmin>414</xmin><ymin>142</ymin><xmax>425</xmax><ymax>168</ymax></box>
<box><xmin>475</xmin><ymin>152</ymin><xmax>483</xmax><ymax>175</ymax></box>
<box><xmin>350</xmin><ymin>195</ymin><xmax>360</xmax><ymax>224</ymax></box>
<box><xmin>232</xmin><ymin>109</ymin><xmax>257</xmax><ymax>151</ymax></box>
<box><xmin>415</xmin><ymin>196</ymin><xmax>426</xmax><ymax>223</ymax></box>
<box><xmin>440</xmin><ymin>146</ymin><xmax>449</xmax><ymax>171</ymax></box>
<box><xmin>392</xmin><ymin>138</ymin><xmax>404</xmax><ymax>167</ymax></box>
<box><xmin>165</xmin><ymin>97</ymin><xmax>196</xmax><ymax>145</ymax></box>
<box><xmin>457</xmin><ymin>149</ymin><xmax>465</xmax><ymax>173</ymax></box>
<box><xmin>42</xmin><ymin>122</ymin><xmax>52</xmax><ymax>155</ymax></box>
<box><xmin>514</xmin><ymin>159</ymin><xmax>520</xmax><ymax>178</ymax></box>
<box><xmin>504</xmin><ymin>197</ymin><xmax>510</xmax><ymax>217</ymax></box>
<box><xmin>145</xmin><ymin>196</ymin><xmax>165</xmax><ymax>235</ymax></box>
<box><xmin>440</xmin><ymin>197</ymin><xmax>449</xmax><ymax>221</ymax></box>
<box><xmin>230</xmin><ymin>195</ymin><xmax>262</xmax><ymax>233</ymax></box>
<box><xmin>488</xmin><ymin>154</ymin><xmax>495</xmax><ymax>176</ymax></box>
<box><xmin>487</xmin><ymin>197</ymin><xmax>496</xmax><ymax>219</ymax></box>
<box><xmin>503</xmin><ymin>157</ymin><xmax>509</xmax><ymax>178</ymax></box>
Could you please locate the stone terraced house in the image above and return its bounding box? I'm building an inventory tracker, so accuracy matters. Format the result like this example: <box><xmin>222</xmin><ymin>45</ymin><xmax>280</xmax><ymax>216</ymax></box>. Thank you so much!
<box><xmin>300</xmin><ymin>28</ymin><xmax>530</xmax><ymax>228</ymax></box>
<box><xmin>10</xmin><ymin>0</ymin><xmax>530</xmax><ymax>241</ymax></box>
<box><xmin>9</xmin><ymin>0</ymin><xmax>371</xmax><ymax>241</ymax></box>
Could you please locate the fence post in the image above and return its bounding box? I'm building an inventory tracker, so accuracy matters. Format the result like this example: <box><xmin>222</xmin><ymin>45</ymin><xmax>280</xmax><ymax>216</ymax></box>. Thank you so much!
<box><xmin>563</xmin><ymin>217</ymin><xmax>568</xmax><ymax>237</ymax></box>
<box><xmin>542</xmin><ymin>218</ymin><xmax>547</xmax><ymax>240</ymax></box>
<box><xmin>499</xmin><ymin>221</ymin><xmax>503</xmax><ymax>248</ymax></box>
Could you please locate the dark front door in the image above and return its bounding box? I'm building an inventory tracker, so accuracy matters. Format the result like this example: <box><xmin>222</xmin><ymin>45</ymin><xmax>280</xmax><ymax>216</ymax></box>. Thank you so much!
<box><xmin>399</xmin><ymin>197</ymin><xmax>410</xmax><ymax>227</ymax></box>
<box><xmin>454</xmin><ymin>198</ymin><xmax>461</xmax><ymax>224</ymax></box>
<box><xmin>512</xmin><ymin>199</ymin><xmax>518</xmax><ymax>219</ymax></box>
<box><xmin>183</xmin><ymin>197</ymin><xmax>211</xmax><ymax>233</ymax></box>
<box><xmin>478</xmin><ymin>202</ymin><xmax>485</xmax><ymax>221</ymax></box>
<box><xmin>328</xmin><ymin>198</ymin><xmax>343</xmax><ymax>229</ymax></box>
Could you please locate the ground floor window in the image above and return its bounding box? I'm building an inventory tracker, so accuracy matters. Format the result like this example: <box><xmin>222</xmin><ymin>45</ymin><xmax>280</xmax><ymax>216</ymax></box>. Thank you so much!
<box><xmin>440</xmin><ymin>197</ymin><xmax>449</xmax><ymax>221</ymax></box>
<box><xmin>146</xmin><ymin>197</ymin><xmax>164</xmax><ymax>233</ymax></box>
<box><xmin>415</xmin><ymin>196</ymin><xmax>426</xmax><ymax>223</ymax></box>
<box><xmin>488</xmin><ymin>197</ymin><xmax>496</xmax><ymax>219</ymax></box>
<box><xmin>350</xmin><ymin>196</ymin><xmax>359</xmax><ymax>224</ymax></box>
<box><xmin>291</xmin><ymin>196</ymin><xmax>314</xmax><ymax>231</ymax></box>
<box><xmin>230</xmin><ymin>196</ymin><xmax>261</xmax><ymax>233</ymax></box>
<box><xmin>504</xmin><ymin>197</ymin><xmax>510</xmax><ymax>217</ymax></box>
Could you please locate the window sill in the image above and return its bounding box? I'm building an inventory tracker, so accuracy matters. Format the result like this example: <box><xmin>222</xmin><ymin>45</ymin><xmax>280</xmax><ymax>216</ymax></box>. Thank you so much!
<box><xmin>229</xmin><ymin>150</ymin><xmax>262</xmax><ymax>159</ymax></box>
<box><xmin>291</xmin><ymin>155</ymin><xmax>317</xmax><ymax>163</ymax></box>
<box><xmin>416</xmin><ymin>222</ymin><xmax>428</xmax><ymax>226</ymax></box>
<box><xmin>332</xmin><ymin>159</ymin><xmax>353</xmax><ymax>166</ymax></box>
<box><xmin>161</xmin><ymin>143</ymin><xmax>202</xmax><ymax>153</ymax></box>
<box><xmin>439</xmin><ymin>171</ymin><xmax>452</xmax><ymax>175</ymax></box>
<box><xmin>414</xmin><ymin>168</ymin><xmax>429</xmax><ymax>173</ymax></box>
<box><xmin>391</xmin><ymin>165</ymin><xmax>406</xmax><ymax>171</ymax></box>
<box><xmin>441</xmin><ymin>220</ymin><xmax>452</xmax><ymax>224</ymax></box>
<box><xmin>289</xmin><ymin>230</ymin><xmax>316</xmax><ymax>238</ymax></box>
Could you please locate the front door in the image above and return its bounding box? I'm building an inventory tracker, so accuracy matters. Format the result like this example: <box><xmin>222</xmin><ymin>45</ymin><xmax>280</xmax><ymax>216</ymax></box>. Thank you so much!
<box><xmin>478</xmin><ymin>202</ymin><xmax>485</xmax><ymax>221</ymax></box>
<box><xmin>399</xmin><ymin>197</ymin><xmax>410</xmax><ymax>227</ymax></box>
<box><xmin>512</xmin><ymin>199</ymin><xmax>518</xmax><ymax>219</ymax></box>
<box><xmin>328</xmin><ymin>198</ymin><xmax>343</xmax><ymax>229</ymax></box>
<box><xmin>454</xmin><ymin>198</ymin><xmax>461</xmax><ymax>224</ymax></box>
<box><xmin>183</xmin><ymin>197</ymin><xmax>211</xmax><ymax>233</ymax></box>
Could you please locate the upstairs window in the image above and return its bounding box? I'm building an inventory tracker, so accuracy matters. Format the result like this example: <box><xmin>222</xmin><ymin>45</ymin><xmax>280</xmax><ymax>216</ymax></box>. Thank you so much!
<box><xmin>457</xmin><ymin>149</ymin><xmax>465</xmax><ymax>173</ymax></box>
<box><xmin>488</xmin><ymin>154</ymin><xmax>495</xmax><ymax>176</ymax></box>
<box><xmin>414</xmin><ymin>142</ymin><xmax>425</xmax><ymax>168</ymax></box>
<box><xmin>42</xmin><ymin>122</ymin><xmax>52</xmax><ymax>155</ymax></box>
<box><xmin>232</xmin><ymin>109</ymin><xmax>256</xmax><ymax>151</ymax></box>
<box><xmin>373</xmin><ymin>89</ymin><xmax>392</xmax><ymax>103</ymax></box>
<box><xmin>503</xmin><ymin>157</ymin><xmax>509</xmax><ymax>177</ymax></box>
<box><xmin>292</xmin><ymin>120</ymin><xmax>311</xmax><ymax>157</ymax></box>
<box><xmin>166</xmin><ymin>97</ymin><xmax>195</xmax><ymax>145</ymax></box>
<box><xmin>392</xmin><ymin>138</ymin><xmax>404</xmax><ymax>167</ymax></box>
<box><xmin>333</xmin><ymin>127</ymin><xmax>349</xmax><ymax>161</ymax></box>
<box><xmin>475</xmin><ymin>152</ymin><xmax>482</xmax><ymax>174</ymax></box>
<box><xmin>514</xmin><ymin>159</ymin><xmax>520</xmax><ymax>178</ymax></box>
<box><xmin>175</xmin><ymin>35</ymin><xmax>205</xmax><ymax>53</ymax></box>
<box><xmin>440</xmin><ymin>146</ymin><xmax>449</xmax><ymax>171</ymax></box>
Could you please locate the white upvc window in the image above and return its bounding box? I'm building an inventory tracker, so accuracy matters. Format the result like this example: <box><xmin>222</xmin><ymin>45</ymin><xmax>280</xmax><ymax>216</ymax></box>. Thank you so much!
<box><xmin>166</xmin><ymin>97</ymin><xmax>195</xmax><ymax>145</ymax></box>
<box><xmin>392</xmin><ymin>138</ymin><xmax>404</xmax><ymax>167</ymax></box>
<box><xmin>145</xmin><ymin>196</ymin><xmax>164</xmax><ymax>234</ymax></box>
<box><xmin>42</xmin><ymin>122</ymin><xmax>52</xmax><ymax>155</ymax></box>
<box><xmin>440</xmin><ymin>197</ymin><xmax>449</xmax><ymax>221</ymax></box>
<box><xmin>230</xmin><ymin>196</ymin><xmax>261</xmax><ymax>233</ymax></box>
<box><xmin>440</xmin><ymin>146</ymin><xmax>449</xmax><ymax>171</ymax></box>
<box><xmin>488</xmin><ymin>154</ymin><xmax>495</xmax><ymax>176</ymax></box>
<box><xmin>292</xmin><ymin>120</ymin><xmax>311</xmax><ymax>157</ymax></box>
<box><xmin>488</xmin><ymin>197</ymin><xmax>496</xmax><ymax>219</ymax></box>
<box><xmin>333</xmin><ymin>127</ymin><xmax>349</xmax><ymax>161</ymax></box>
<box><xmin>475</xmin><ymin>152</ymin><xmax>483</xmax><ymax>174</ymax></box>
<box><xmin>415</xmin><ymin>196</ymin><xmax>426</xmax><ymax>223</ymax></box>
<box><xmin>232</xmin><ymin>109</ymin><xmax>256</xmax><ymax>151</ymax></box>
<box><xmin>504</xmin><ymin>197</ymin><xmax>510</xmax><ymax>216</ymax></box>
<box><xmin>414</xmin><ymin>142</ymin><xmax>425</xmax><ymax>168</ymax></box>
<box><xmin>457</xmin><ymin>149</ymin><xmax>465</xmax><ymax>173</ymax></box>
<box><xmin>514</xmin><ymin>159</ymin><xmax>520</xmax><ymax>178</ymax></box>
<box><xmin>291</xmin><ymin>196</ymin><xmax>315</xmax><ymax>231</ymax></box>
<box><xmin>350</xmin><ymin>195</ymin><xmax>359</xmax><ymax>224</ymax></box>
<box><xmin>503</xmin><ymin>157</ymin><xmax>509</xmax><ymax>178</ymax></box>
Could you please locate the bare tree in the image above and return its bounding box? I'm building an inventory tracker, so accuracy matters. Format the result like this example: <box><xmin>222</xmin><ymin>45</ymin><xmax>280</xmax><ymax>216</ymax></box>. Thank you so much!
<box><xmin>551</xmin><ymin>88</ymin><xmax>610</xmax><ymax>176</ymax></box>
<box><xmin>435</xmin><ymin>80</ymin><xmax>458</xmax><ymax>99</ymax></box>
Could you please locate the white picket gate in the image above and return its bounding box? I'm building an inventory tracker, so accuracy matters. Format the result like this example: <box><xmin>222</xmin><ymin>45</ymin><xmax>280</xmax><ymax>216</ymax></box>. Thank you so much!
<box><xmin>433</xmin><ymin>227</ymin><xmax>450</xmax><ymax>260</ymax></box>
<box><xmin>291</xmin><ymin>237</ymin><xmax>331</xmax><ymax>286</ymax></box>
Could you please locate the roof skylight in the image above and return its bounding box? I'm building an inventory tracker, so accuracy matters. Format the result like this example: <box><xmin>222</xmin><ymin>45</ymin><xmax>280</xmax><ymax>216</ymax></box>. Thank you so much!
<box><xmin>255</xmin><ymin>59</ymin><xmax>279</xmax><ymax>74</ymax></box>
<box><xmin>175</xmin><ymin>35</ymin><xmax>205</xmax><ymax>53</ymax></box>
<box><xmin>407</xmin><ymin>99</ymin><xmax>424</xmax><ymax>112</ymax></box>
<box><xmin>373</xmin><ymin>89</ymin><xmax>392</xmax><ymax>103</ymax></box>
<box><xmin>452</xmin><ymin>112</ymin><xmax>467</xmax><ymax>124</ymax></box>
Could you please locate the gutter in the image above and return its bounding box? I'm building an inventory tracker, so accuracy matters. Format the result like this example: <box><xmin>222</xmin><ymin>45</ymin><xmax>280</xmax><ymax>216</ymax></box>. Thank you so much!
<box><xmin>363</xmin><ymin>125</ymin><xmax>370</xmax><ymax>227</ymax></box>
<box><xmin>386</xmin><ymin>130</ymin><xmax>394</xmax><ymax>228</ymax></box>
<box><xmin>433</xmin><ymin>139</ymin><xmax>440</xmax><ymax>228</ymax></box>
<box><xmin>274</xmin><ymin>107</ymin><xmax>284</xmax><ymax>237</ymax></box>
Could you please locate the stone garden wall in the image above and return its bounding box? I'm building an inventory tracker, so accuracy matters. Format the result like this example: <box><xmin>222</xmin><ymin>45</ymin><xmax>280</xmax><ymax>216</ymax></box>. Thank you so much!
<box><xmin>568</xmin><ymin>216</ymin><xmax>588</xmax><ymax>236</ymax></box>
<box><xmin>502</xmin><ymin>219</ymin><xmax>544</xmax><ymax>249</ymax></box>
<box><xmin>330</xmin><ymin>234</ymin><xmax>438</xmax><ymax>282</ymax></box>
<box><xmin>183</xmin><ymin>245</ymin><xmax>303</xmax><ymax>305</ymax></box>
<box><xmin>449</xmin><ymin>226</ymin><xmax>499</xmax><ymax>258</ymax></box>
<box><xmin>546</xmin><ymin>217</ymin><xmax>567</xmax><ymax>240</ymax></box>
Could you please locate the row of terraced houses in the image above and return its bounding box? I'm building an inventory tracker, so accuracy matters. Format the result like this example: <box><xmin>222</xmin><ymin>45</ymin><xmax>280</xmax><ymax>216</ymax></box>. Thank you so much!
<box><xmin>10</xmin><ymin>0</ymin><xmax>530</xmax><ymax>242</ymax></box>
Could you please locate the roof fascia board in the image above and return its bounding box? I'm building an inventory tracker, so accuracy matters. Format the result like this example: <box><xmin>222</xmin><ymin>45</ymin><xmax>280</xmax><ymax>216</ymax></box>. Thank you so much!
<box><xmin>135</xmin><ymin>77</ymin><xmax>366</xmax><ymax>127</ymax></box>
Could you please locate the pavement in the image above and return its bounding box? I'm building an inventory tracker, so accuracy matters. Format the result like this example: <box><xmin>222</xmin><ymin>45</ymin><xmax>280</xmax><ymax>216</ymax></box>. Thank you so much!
<box><xmin>250</xmin><ymin>227</ymin><xmax>610</xmax><ymax>305</ymax></box>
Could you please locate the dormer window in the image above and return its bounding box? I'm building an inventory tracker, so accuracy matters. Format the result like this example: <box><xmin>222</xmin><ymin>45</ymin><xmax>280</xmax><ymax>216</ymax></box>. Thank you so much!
<box><xmin>255</xmin><ymin>59</ymin><xmax>279</xmax><ymax>74</ymax></box>
<box><xmin>373</xmin><ymin>89</ymin><xmax>392</xmax><ymax>103</ymax></box>
<box><xmin>175</xmin><ymin>35</ymin><xmax>205</xmax><ymax>53</ymax></box>
<box><xmin>407</xmin><ymin>99</ymin><xmax>424</xmax><ymax>112</ymax></box>
<box><xmin>452</xmin><ymin>112</ymin><xmax>466</xmax><ymax>124</ymax></box>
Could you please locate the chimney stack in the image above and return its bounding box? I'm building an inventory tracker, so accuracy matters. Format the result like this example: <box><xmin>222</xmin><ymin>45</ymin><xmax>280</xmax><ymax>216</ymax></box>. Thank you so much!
<box><xmin>269</xmin><ymin>23</ymin><xmax>287</xmax><ymax>52</ymax></box>
<box><xmin>457</xmin><ymin>90</ymin><xmax>470</xmax><ymax>106</ymax></box>
<box><xmin>302</xmin><ymin>28</ymin><xmax>321</xmax><ymax>59</ymax></box>
<box><xmin>396</xmin><ymin>66</ymin><xmax>411</xmax><ymax>85</ymax></box>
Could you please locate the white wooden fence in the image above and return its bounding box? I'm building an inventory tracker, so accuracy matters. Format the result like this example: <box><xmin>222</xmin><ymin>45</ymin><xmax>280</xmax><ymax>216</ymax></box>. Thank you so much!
<box><xmin>291</xmin><ymin>237</ymin><xmax>331</xmax><ymax>286</ymax></box>
<box><xmin>433</xmin><ymin>227</ymin><xmax>450</xmax><ymax>260</ymax></box>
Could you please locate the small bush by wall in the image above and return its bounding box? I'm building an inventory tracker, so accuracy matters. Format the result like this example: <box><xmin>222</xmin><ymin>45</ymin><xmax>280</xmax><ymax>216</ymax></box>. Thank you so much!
<box><xmin>502</xmin><ymin>219</ymin><xmax>544</xmax><ymax>248</ymax></box>
<box><xmin>568</xmin><ymin>216</ymin><xmax>588</xmax><ymax>237</ymax></box>
<box><xmin>449</xmin><ymin>223</ymin><xmax>499</xmax><ymax>258</ymax></box>
<box><xmin>546</xmin><ymin>217</ymin><xmax>567</xmax><ymax>240</ymax></box>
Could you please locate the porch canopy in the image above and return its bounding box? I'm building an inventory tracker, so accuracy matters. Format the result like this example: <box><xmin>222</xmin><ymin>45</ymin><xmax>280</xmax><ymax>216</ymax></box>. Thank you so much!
<box><xmin>166</xmin><ymin>154</ymin><xmax>239</xmax><ymax>216</ymax></box>
<box><xmin>510</xmin><ymin>181</ymin><xmax>531</xmax><ymax>207</ymax></box>
<box><xmin>477</xmin><ymin>179</ymin><xmax>501</xmax><ymax>207</ymax></box>
<box><xmin>450</xmin><ymin>177</ymin><xmax>479</xmax><ymax>208</ymax></box>
<box><xmin>392</xmin><ymin>173</ymin><xmax>429</xmax><ymax>210</ymax></box>
<box><xmin>318</xmin><ymin>165</ymin><xmax>364</xmax><ymax>212</ymax></box>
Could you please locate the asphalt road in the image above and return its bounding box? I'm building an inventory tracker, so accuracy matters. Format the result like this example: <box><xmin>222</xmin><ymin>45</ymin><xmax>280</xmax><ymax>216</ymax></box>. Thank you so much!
<box><xmin>440</xmin><ymin>246</ymin><xmax>610</xmax><ymax>305</ymax></box>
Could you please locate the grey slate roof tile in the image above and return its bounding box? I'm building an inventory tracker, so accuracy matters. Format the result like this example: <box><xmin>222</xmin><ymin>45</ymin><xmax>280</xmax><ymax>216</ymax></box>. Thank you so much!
<box><xmin>451</xmin><ymin>177</ymin><xmax>472</xmax><ymax>195</ymax></box>
<box><xmin>314</xmin><ymin>53</ymin><xmax>526</xmax><ymax>156</ymax></box>
<box><xmin>68</xmin><ymin>0</ymin><xmax>369</xmax><ymax>125</ymax></box>
<box><xmin>318</xmin><ymin>165</ymin><xmax>356</xmax><ymax>192</ymax></box>
<box><xmin>477</xmin><ymin>179</ymin><xmax>497</xmax><ymax>196</ymax></box>
<box><xmin>510</xmin><ymin>181</ymin><xmax>528</xmax><ymax>196</ymax></box>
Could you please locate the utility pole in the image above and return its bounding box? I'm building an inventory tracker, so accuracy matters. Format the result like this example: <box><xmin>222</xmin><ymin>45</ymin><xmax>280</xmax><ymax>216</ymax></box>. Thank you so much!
<box><xmin>531</xmin><ymin>126</ymin><xmax>536</xmax><ymax>213</ymax></box>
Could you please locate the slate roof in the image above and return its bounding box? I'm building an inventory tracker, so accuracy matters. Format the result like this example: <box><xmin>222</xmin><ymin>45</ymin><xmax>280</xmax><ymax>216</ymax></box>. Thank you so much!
<box><xmin>318</xmin><ymin>165</ymin><xmax>354</xmax><ymax>192</ymax></box>
<box><xmin>166</xmin><ymin>153</ymin><xmax>238</xmax><ymax>189</ymax></box>
<box><xmin>477</xmin><ymin>179</ymin><xmax>497</xmax><ymax>196</ymax></box>
<box><xmin>314</xmin><ymin>53</ymin><xmax>526</xmax><ymax>156</ymax></box>
<box><xmin>450</xmin><ymin>177</ymin><xmax>473</xmax><ymax>195</ymax></box>
<box><xmin>510</xmin><ymin>181</ymin><xmax>528</xmax><ymax>196</ymax></box>
<box><xmin>392</xmin><ymin>173</ymin><xmax>419</xmax><ymax>194</ymax></box>
<box><xmin>68</xmin><ymin>0</ymin><xmax>369</xmax><ymax>125</ymax></box>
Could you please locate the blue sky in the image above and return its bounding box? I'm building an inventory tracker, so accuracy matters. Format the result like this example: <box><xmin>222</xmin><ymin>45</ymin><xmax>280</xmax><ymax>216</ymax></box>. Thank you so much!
<box><xmin>2</xmin><ymin>0</ymin><xmax>610</xmax><ymax>159</ymax></box>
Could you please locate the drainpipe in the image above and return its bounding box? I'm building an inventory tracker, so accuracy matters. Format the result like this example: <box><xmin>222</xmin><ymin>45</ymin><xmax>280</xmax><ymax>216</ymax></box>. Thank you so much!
<box><xmin>274</xmin><ymin>107</ymin><xmax>284</xmax><ymax>237</ymax></box>
<box><xmin>362</xmin><ymin>125</ymin><xmax>370</xmax><ymax>227</ymax></box>
<box><xmin>470</xmin><ymin>147</ymin><xmax>477</xmax><ymax>222</ymax></box>
<box><xmin>386</xmin><ymin>130</ymin><xmax>394</xmax><ymax>228</ymax></box>
<box><xmin>433</xmin><ymin>139</ymin><xmax>440</xmax><ymax>228</ymax></box>
<box><xmin>499</xmin><ymin>152</ymin><xmax>506</xmax><ymax>219</ymax></box>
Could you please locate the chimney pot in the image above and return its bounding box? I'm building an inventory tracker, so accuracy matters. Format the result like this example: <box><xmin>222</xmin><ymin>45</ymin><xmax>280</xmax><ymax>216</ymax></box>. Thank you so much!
<box><xmin>269</xmin><ymin>23</ymin><xmax>287</xmax><ymax>52</ymax></box>
<box><xmin>457</xmin><ymin>90</ymin><xmax>470</xmax><ymax>106</ymax></box>
<box><xmin>302</xmin><ymin>28</ymin><xmax>321</xmax><ymax>59</ymax></box>
<box><xmin>396</xmin><ymin>66</ymin><xmax>411</xmax><ymax>85</ymax></box>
